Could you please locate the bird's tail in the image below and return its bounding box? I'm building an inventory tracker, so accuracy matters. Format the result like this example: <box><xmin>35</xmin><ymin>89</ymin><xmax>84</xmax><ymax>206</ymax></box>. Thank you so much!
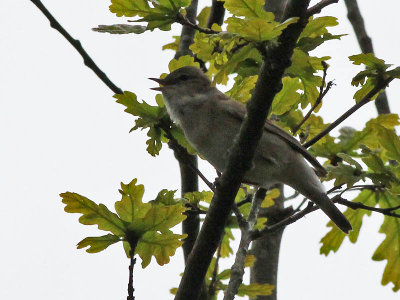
<box><xmin>312</xmin><ymin>194</ymin><xmax>352</xmax><ymax>234</ymax></box>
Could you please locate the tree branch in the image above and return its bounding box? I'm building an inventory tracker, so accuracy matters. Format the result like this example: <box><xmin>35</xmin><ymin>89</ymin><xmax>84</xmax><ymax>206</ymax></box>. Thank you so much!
<box><xmin>176</xmin><ymin>12</ymin><xmax>219</xmax><ymax>34</ymax></box>
<box><xmin>224</xmin><ymin>189</ymin><xmax>266</xmax><ymax>300</ymax></box>
<box><xmin>306</xmin><ymin>0</ymin><xmax>339</xmax><ymax>17</ymax></box>
<box><xmin>293</xmin><ymin>62</ymin><xmax>332</xmax><ymax>134</ymax></box>
<box><xmin>336</xmin><ymin>197</ymin><xmax>400</xmax><ymax>218</ymax></box>
<box><xmin>344</xmin><ymin>0</ymin><xmax>390</xmax><ymax>115</ymax></box>
<box><xmin>30</xmin><ymin>0</ymin><xmax>123</xmax><ymax>95</ymax></box>
<box><xmin>303</xmin><ymin>76</ymin><xmax>394</xmax><ymax>148</ymax></box>
<box><xmin>207</xmin><ymin>0</ymin><xmax>226</xmax><ymax>28</ymax></box>
<box><xmin>252</xmin><ymin>192</ymin><xmax>400</xmax><ymax>240</ymax></box>
<box><xmin>174</xmin><ymin>2</ymin><xmax>312</xmax><ymax>299</ymax></box>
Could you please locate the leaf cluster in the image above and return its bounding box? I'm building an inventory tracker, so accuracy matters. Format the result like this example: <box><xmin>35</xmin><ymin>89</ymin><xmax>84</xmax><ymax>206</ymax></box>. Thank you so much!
<box><xmin>61</xmin><ymin>178</ymin><xmax>187</xmax><ymax>268</ymax></box>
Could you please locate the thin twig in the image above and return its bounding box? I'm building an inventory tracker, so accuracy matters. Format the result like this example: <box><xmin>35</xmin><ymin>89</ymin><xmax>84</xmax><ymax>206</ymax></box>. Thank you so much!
<box><xmin>224</xmin><ymin>189</ymin><xmax>266</xmax><ymax>300</ymax></box>
<box><xmin>162</xmin><ymin>124</ymin><xmax>215</xmax><ymax>192</ymax></box>
<box><xmin>208</xmin><ymin>240</ymin><xmax>223</xmax><ymax>297</ymax></box>
<box><xmin>252</xmin><ymin>191</ymin><xmax>400</xmax><ymax>240</ymax></box>
<box><xmin>284</xmin><ymin>191</ymin><xmax>300</xmax><ymax>201</ymax></box>
<box><xmin>176</xmin><ymin>12</ymin><xmax>220</xmax><ymax>34</ymax></box>
<box><xmin>336</xmin><ymin>196</ymin><xmax>400</xmax><ymax>218</ymax></box>
<box><xmin>30</xmin><ymin>0</ymin><xmax>123</xmax><ymax>95</ymax></box>
<box><xmin>306</xmin><ymin>0</ymin><xmax>339</xmax><ymax>17</ymax></box>
<box><xmin>303</xmin><ymin>76</ymin><xmax>394</xmax><ymax>148</ymax></box>
<box><xmin>293</xmin><ymin>62</ymin><xmax>332</xmax><ymax>134</ymax></box>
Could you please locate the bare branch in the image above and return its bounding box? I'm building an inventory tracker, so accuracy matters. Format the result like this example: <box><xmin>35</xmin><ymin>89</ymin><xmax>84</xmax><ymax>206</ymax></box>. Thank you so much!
<box><xmin>307</xmin><ymin>0</ymin><xmax>339</xmax><ymax>17</ymax></box>
<box><xmin>207</xmin><ymin>0</ymin><xmax>226</xmax><ymax>28</ymax></box>
<box><xmin>30</xmin><ymin>0</ymin><xmax>123</xmax><ymax>95</ymax></box>
<box><xmin>164</xmin><ymin>127</ymin><xmax>215</xmax><ymax>192</ymax></box>
<box><xmin>344</xmin><ymin>0</ymin><xmax>390</xmax><ymax>115</ymax></box>
<box><xmin>303</xmin><ymin>76</ymin><xmax>394</xmax><ymax>148</ymax></box>
<box><xmin>336</xmin><ymin>197</ymin><xmax>400</xmax><ymax>218</ymax></box>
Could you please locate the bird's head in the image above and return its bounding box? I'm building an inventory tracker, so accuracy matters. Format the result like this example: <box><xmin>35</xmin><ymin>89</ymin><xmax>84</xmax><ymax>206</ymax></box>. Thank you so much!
<box><xmin>149</xmin><ymin>66</ymin><xmax>212</xmax><ymax>97</ymax></box>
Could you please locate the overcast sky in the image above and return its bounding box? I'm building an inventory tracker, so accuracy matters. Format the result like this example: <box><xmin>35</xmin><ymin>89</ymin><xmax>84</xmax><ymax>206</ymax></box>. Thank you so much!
<box><xmin>1</xmin><ymin>1</ymin><xmax>400</xmax><ymax>299</ymax></box>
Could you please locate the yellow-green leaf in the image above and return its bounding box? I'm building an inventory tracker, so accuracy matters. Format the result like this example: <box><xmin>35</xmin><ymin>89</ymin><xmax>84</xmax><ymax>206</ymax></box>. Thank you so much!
<box><xmin>237</xmin><ymin>283</ymin><xmax>274</xmax><ymax>297</ymax></box>
<box><xmin>61</xmin><ymin>192</ymin><xmax>126</xmax><ymax>236</ymax></box>
<box><xmin>271</xmin><ymin>77</ymin><xmax>302</xmax><ymax>115</ymax></box>
<box><xmin>372</xmin><ymin>192</ymin><xmax>400</xmax><ymax>291</ymax></box>
<box><xmin>130</xmin><ymin>204</ymin><xmax>187</xmax><ymax>234</ymax></box>
<box><xmin>168</xmin><ymin>55</ymin><xmax>200</xmax><ymax>72</ymax></box>
<box><xmin>115</xmin><ymin>178</ymin><xmax>150</xmax><ymax>223</ymax></box>
<box><xmin>77</xmin><ymin>234</ymin><xmax>120</xmax><ymax>253</ymax></box>
<box><xmin>261</xmin><ymin>188</ymin><xmax>280</xmax><ymax>208</ymax></box>
<box><xmin>134</xmin><ymin>231</ymin><xmax>186</xmax><ymax>268</ymax></box>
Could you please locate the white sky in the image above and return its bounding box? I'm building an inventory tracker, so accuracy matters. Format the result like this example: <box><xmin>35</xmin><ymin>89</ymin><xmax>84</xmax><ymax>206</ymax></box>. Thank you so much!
<box><xmin>1</xmin><ymin>0</ymin><xmax>400</xmax><ymax>299</ymax></box>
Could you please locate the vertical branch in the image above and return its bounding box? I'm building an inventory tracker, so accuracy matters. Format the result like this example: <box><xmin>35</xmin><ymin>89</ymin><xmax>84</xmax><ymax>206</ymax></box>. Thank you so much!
<box><xmin>207</xmin><ymin>0</ymin><xmax>226</xmax><ymax>28</ymax></box>
<box><xmin>224</xmin><ymin>189</ymin><xmax>266</xmax><ymax>300</ymax></box>
<box><xmin>344</xmin><ymin>0</ymin><xmax>390</xmax><ymax>114</ymax></box>
<box><xmin>173</xmin><ymin>0</ymin><xmax>201</xmax><ymax>263</ymax></box>
<box><xmin>250</xmin><ymin>185</ymin><xmax>286</xmax><ymax>300</ymax></box>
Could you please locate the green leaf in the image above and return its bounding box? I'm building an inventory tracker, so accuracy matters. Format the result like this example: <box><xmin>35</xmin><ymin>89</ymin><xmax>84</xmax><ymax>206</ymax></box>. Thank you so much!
<box><xmin>134</xmin><ymin>231</ymin><xmax>186</xmax><ymax>268</ymax></box>
<box><xmin>162</xmin><ymin>35</ymin><xmax>180</xmax><ymax>51</ymax></box>
<box><xmin>213</xmin><ymin>44</ymin><xmax>259</xmax><ymax>84</ymax></box>
<box><xmin>286</xmin><ymin>49</ymin><xmax>325</xmax><ymax>109</ymax></box>
<box><xmin>153</xmin><ymin>189</ymin><xmax>177</xmax><ymax>205</ymax></box>
<box><xmin>184</xmin><ymin>190</ymin><xmax>214</xmax><ymax>205</ymax></box>
<box><xmin>261</xmin><ymin>188</ymin><xmax>280</xmax><ymax>208</ymax></box>
<box><xmin>226</xmin><ymin>16</ymin><xmax>298</xmax><ymax>42</ymax></box>
<box><xmin>115</xmin><ymin>91</ymin><xmax>168</xmax><ymax>156</ymax></box>
<box><xmin>237</xmin><ymin>283</ymin><xmax>274</xmax><ymax>297</ymax></box>
<box><xmin>271</xmin><ymin>77</ymin><xmax>302</xmax><ymax>115</ymax></box>
<box><xmin>169</xmin><ymin>125</ymin><xmax>197</xmax><ymax>155</ymax></box>
<box><xmin>320</xmin><ymin>190</ymin><xmax>376</xmax><ymax>255</ymax></box>
<box><xmin>129</xmin><ymin>204</ymin><xmax>187</xmax><ymax>234</ymax></box>
<box><xmin>350</xmin><ymin>53</ymin><xmax>387</xmax><ymax>70</ymax></box>
<box><xmin>224</xmin><ymin>0</ymin><xmax>270</xmax><ymax>18</ymax></box>
<box><xmin>226</xmin><ymin>75</ymin><xmax>258</xmax><ymax>103</ymax></box>
<box><xmin>168</xmin><ymin>55</ymin><xmax>200</xmax><ymax>72</ymax></box>
<box><xmin>61</xmin><ymin>192</ymin><xmax>126</xmax><ymax>236</ymax></box>
<box><xmin>92</xmin><ymin>24</ymin><xmax>146</xmax><ymax>34</ymax></box>
<box><xmin>115</xmin><ymin>178</ymin><xmax>150</xmax><ymax>223</ymax></box>
<box><xmin>77</xmin><ymin>234</ymin><xmax>120</xmax><ymax>253</ymax></box>
<box><xmin>298</xmin><ymin>16</ymin><xmax>344</xmax><ymax>52</ymax></box>
<box><xmin>373</xmin><ymin>192</ymin><xmax>400</xmax><ymax>291</ymax></box>
<box><xmin>196</xmin><ymin>6</ymin><xmax>211</xmax><ymax>28</ymax></box>
<box><xmin>326</xmin><ymin>162</ymin><xmax>364</xmax><ymax>188</ymax></box>
<box><xmin>110</xmin><ymin>0</ymin><xmax>191</xmax><ymax>31</ymax></box>
<box><xmin>220</xmin><ymin>228</ymin><xmax>234</xmax><ymax>257</ymax></box>
<box><xmin>116</xmin><ymin>179</ymin><xmax>186</xmax><ymax>235</ymax></box>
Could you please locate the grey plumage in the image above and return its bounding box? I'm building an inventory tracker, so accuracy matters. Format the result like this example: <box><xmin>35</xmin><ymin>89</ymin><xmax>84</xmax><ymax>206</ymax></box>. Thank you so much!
<box><xmin>150</xmin><ymin>66</ymin><xmax>352</xmax><ymax>233</ymax></box>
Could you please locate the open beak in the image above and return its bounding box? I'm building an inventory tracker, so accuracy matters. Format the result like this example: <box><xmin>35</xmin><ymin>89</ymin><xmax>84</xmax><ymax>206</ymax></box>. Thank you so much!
<box><xmin>149</xmin><ymin>77</ymin><xmax>166</xmax><ymax>91</ymax></box>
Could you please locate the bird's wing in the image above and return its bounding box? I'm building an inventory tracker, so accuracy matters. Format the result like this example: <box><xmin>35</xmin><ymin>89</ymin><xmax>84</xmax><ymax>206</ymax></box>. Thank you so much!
<box><xmin>219</xmin><ymin>98</ymin><xmax>327</xmax><ymax>177</ymax></box>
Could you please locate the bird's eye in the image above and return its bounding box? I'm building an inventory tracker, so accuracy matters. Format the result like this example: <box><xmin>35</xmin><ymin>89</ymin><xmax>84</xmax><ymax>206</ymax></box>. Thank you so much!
<box><xmin>179</xmin><ymin>74</ymin><xmax>189</xmax><ymax>81</ymax></box>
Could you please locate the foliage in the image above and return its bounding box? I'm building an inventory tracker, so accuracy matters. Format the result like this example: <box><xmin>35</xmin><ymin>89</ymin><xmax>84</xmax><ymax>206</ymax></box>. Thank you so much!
<box><xmin>61</xmin><ymin>178</ymin><xmax>187</xmax><ymax>268</ymax></box>
<box><xmin>71</xmin><ymin>0</ymin><xmax>400</xmax><ymax>296</ymax></box>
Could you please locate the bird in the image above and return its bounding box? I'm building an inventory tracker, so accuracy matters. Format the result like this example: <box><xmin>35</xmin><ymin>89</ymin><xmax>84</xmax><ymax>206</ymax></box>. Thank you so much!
<box><xmin>149</xmin><ymin>66</ymin><xmax>352</xmax><ymax>233</ymax></box>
